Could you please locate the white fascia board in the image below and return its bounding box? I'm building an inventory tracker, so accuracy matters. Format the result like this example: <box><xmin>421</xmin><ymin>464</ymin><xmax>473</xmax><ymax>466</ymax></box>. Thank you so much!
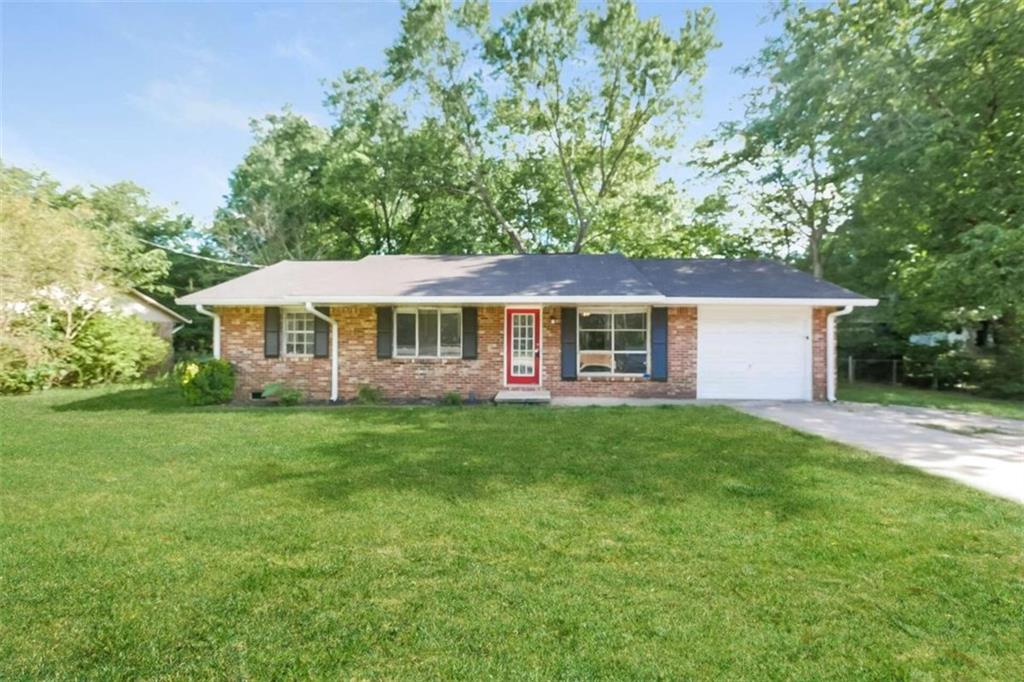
<box><xmin>664</xmin><ymin>297</ymin><xmax>879</xmax><ymax>307</ymax></box>
<box><xmin>176</xmin><ymin>295</ymin><xmax>879</xmax><ymax>307</ymax></box>
<box><xmin>177</xmin><ymin>295</ymin><xmax>669</xmax><ymax>306</ymax></box>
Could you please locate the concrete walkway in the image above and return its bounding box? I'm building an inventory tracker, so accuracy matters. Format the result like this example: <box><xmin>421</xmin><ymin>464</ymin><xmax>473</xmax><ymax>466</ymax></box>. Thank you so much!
<box><xmin>735</xmin><ymin>401</ymin><xmax>1024</xmax><ymax>504</ymax></box>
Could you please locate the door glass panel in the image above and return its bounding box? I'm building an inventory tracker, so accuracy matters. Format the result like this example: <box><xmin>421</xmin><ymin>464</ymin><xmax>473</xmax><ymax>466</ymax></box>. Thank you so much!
<box><xmin>511</xmin><ymin>313</ymin><xmax>535</xmax><ymax>377</ymax></box>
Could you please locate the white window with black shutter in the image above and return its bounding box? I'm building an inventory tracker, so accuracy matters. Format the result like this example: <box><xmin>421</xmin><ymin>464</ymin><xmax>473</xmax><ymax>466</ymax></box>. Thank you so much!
<box><xmin>394</xmin><ymin>308</ymin><xmax>462</xmax><ymax>358</ymax></box>
<box><xmin>577</xmin><ymin>308</ymin><xmax>650</xmax><ymax>376</ymax></box>
<box><xmin>282</xmin><ymin>308</ymin><xmax>316</xmax><ymax>357</ymax></box>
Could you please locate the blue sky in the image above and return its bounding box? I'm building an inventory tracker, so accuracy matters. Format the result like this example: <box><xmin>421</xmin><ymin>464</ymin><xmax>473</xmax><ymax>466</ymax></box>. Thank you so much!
<box><xmin>3</xmin><ymin>2</ymin><xmax>779</xmax><ymax>225</ymax></box>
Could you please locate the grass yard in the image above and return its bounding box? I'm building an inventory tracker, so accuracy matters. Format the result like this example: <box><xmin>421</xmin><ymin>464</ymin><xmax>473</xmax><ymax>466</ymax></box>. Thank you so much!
<box><xmin>2</xmin><ymin>388</ymin><xmax>1023</xmax><ymax>679</ymax></box>
<box><xmin>839</xmin><ymin>381</ymin><xmax>1024</xmax><ymax>420</ymax></box>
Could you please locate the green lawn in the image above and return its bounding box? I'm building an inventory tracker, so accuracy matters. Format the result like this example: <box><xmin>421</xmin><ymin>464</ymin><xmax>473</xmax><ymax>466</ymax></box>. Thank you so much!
<box><xmin>839</xmin><ymin>381</ymin><xmax>1024</xmax><ymax>420</ymax></box>
<box><xmin>2</xmin><ymin>388</ymin><xmax>1022</xmax><ymax>679</ymax></box>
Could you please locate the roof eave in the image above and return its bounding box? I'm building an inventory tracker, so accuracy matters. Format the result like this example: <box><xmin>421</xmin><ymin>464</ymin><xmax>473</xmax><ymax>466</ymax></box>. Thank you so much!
<box><xmin>176</xmin><ymin>295</ymin><xmax>878</xmax><ymax>307</ymax></box>
<box><xmin>660</xmin><ymin>296</ymin><xmax>878</xmax><ymax>307</ymax></box>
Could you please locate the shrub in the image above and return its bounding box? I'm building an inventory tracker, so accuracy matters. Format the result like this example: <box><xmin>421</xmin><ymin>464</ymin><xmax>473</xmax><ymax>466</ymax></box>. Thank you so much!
<box><xmin>175</xmin><ymin>358</ymin><xmax>235</xmax><ymax>406</ymax></box>
<box><xmin>262</xmin><ymin>381</ymin><xmax>303</xmax><ymax>406</ymax></box>
<box><xmin>68</xmin><ymin>313</ymin><xmax>170</xmax><ymax>386</ymax></box>
<box><xmin>979</xmin><ymin>346</ymin><xmax>1024</xmax><ymax>399</ymax></box>
<box><xmin>441</xmin><ymin>391</ymin><xmax>462</xmax><ymax>406</ymax></box>
<box><xmin>356</xmin><ymin>384</ymin><xmax>384</xmax><ymax>405</ymax></box>
<box><xmin>0</xmin><ymin>343</ymin><xmax>62</xmax><ymax>394</ymax></box>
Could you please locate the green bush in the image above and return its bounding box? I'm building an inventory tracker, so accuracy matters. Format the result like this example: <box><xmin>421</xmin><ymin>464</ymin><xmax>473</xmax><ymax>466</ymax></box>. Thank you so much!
<box><xmin>0</xmin><ymin>342</ymin><xmax>62</xmax><ymax>394</ymax></box>
<box><xmin>69</xmin><ymin>313</ymin><xmax>170</xmax><ymax>386</ymax></box>
<box><xmin>356</xmin><ymin>384</ymin><xmax>384</xmax><ymax>405</ymax></box>
<box><xmin>979</xmin><ymin>346</ymin><xmax>1024</xmax><ymax>399</ymax></box>
<box><xmin>441</xmin><ymin>391</ymin><xmax>462</xmax><ymax>406</ymax></box>
<box><xmin>262</xmin><ymin>381</ymin><xmax>303</xmax><ymax>406</ymax></box>
<box><xmin>175</xmin><ymin>358</ymin><xmax>235</xmax><ymax>406</ymax></box>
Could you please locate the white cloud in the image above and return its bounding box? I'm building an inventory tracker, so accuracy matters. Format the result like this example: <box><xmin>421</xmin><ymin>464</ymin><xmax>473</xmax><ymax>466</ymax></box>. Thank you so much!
<box><xmin>273</xmin><ymin>37</ymin><xmax>324</xmax><ymax>69</ymax></box>
<box><xmin>129</xmin><ymin>78</ymin><xmax>253</xmax><ymax>131</ymax></box>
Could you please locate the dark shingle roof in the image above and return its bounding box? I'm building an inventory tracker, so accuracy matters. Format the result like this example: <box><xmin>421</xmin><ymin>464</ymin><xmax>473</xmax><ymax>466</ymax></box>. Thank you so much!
<box><xmin>630</xmin><ymin>258</ymin><xmax>868</xmax><ymax>300</ymax></box>
<box><xmin>178</xmin><ymin>254</ymin><xmax>873</xmax><ymax>305</ymax></box>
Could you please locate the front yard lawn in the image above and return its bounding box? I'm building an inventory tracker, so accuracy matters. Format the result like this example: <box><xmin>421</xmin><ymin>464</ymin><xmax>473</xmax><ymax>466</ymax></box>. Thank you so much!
<box><xmin>839</xmin><ymin>381</ymin><xmax>1024</xmax><ymax>420</ymax></box>
<box><xmin>2</xmin><ymin>387</ymin><xmax>1022</xmax><ymax>679</ymax></box>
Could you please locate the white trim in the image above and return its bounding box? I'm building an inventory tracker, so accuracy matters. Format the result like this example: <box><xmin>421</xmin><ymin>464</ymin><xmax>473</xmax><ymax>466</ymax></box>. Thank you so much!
<box><xmin>195</xmin><ymin>305</ymin><xmax>220</xmax><ymax>359</ymax></box>
<box><xmin>178</xmin><ymin>294</ymin><xmax>878</xmax><ymax>307</ymax></box>
<box><xmin>131</xmin><ymin>289</ymin><xmax>191</xmax><ymax>323</ymax></box>
<box><xmin>305</xmin><ymin>303</ymin><xmax>338</xmax><ymax>403</ymax></box>
<box><xmin>826</xmin><ymin>305</ymin><xmax>855</xmax><ymax>402</ymax></box>
<box><xmin>576</xmin><ymin>307</ymin><xmax>651</xmax><ymax>378</ymax></box>
<box><xmin>661</xmin><ymin>297</ymin><xmax>878</xmax><ymax>307</ymax></box>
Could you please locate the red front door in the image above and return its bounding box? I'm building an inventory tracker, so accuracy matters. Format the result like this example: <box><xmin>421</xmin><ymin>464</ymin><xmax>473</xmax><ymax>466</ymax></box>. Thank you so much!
<box><xmin>506</xmin><ymin>308</ymin><xmax>540</xmax><ymax>385</ymax></box>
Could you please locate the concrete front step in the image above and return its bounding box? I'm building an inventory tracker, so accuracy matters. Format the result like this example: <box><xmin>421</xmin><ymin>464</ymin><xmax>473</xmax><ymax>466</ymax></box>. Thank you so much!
<box><xmin>494</xmin><ymin>389</ymin><xmax>551</xmax><ymax>404</ymax></box>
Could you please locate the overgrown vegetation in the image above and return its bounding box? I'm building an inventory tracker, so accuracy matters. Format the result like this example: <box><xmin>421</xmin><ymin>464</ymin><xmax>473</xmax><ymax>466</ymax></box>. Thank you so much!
<box><xmin>262</xmin><ymin>381</ymin><xmax>303</xmax><ymax>406</ymax></box>
<box><xmin>174</xmin><ymin>359</ymin><xmax>235</xmax><ymax>406</ymax></box>
<box><xmin>355</xmin><ymin>384</ymin><xmax>384</xmax><ymax>405</ymax></box>
<box><xmin>440</xmin><ymin>391</ymin><xmax>463</xmax><ymax>406</ymax></box>
<box><xmin>2</xmin><ymin>387</ymin><xmax>1022</xmax><ymax>678</ymax></box>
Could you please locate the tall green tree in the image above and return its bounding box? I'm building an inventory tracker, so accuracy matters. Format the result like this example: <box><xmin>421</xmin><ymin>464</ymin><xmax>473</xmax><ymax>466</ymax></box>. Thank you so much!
<box><xmin>387</xmin><ymin>0</ymin><xmax>717</xmax><ymax>253</ymax></box>
<box><xmin>214</xmin><ymin>111</ymin><xmax>334</xmax><ymax>264</ymax></box>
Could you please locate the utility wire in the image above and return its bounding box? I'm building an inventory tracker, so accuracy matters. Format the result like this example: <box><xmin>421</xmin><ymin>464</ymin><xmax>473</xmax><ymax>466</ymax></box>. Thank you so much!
<box><xmin>137</xmin><ymin>238</ymin><xmax>259</xmax><ymax>268</ymax></box>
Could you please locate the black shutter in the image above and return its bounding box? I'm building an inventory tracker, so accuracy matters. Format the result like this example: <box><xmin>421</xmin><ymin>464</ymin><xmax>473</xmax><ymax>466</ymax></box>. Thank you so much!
<box><xmin>561</xmin><ymin>307</ymin><xmax>577</xmax><ymax>380</ymax></box>
<box><xmin>651</xmin><ymin>307</ymin><xmax>668</xmax><ymax>381</ymax></box>
<box><xmin>462</xmin><ymin>307</ymin><xmax>478</xmax><ymax>359</ymax></box>
<box><xmin>376</xmin><ymin>306</ymin><xmax>393</xmax><ymax>358</ymax></box>
<box><xmin>313</xmin><ymin>307</ymin><xmax>330</xmax><ymax>358</ymax></box>
<box><xmin>264</xmin><ymin>307</ymin><xmax>280</xmax><ymax>358</ymax></box>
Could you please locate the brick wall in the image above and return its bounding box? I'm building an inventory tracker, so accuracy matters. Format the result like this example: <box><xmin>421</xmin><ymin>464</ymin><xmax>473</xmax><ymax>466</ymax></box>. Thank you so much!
<box><xmin>218</xmin><ymin>305</ymin><xmax>504</xmax><ymax>402</ymax></box>
<box><xmin>219</xmin><ymin>307</ymin><xmax>333</xmax><ymax>401</ymax></box>
<box><xmin>218</xmin><ymin>304</ymin><xmax>829</xmax><ymax>402</ymax></box>
<box><xmin>811</xmin><ymin>307</ymin><xmax>832</xmax><ymax>401</ymax></box>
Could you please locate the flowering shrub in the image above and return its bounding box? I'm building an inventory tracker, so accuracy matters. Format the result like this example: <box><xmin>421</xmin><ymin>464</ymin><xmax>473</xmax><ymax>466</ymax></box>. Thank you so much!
<box><xmin>175</xmin><ymin>358</ymin><xmax>235</xmax><ymax>406</ymax></box>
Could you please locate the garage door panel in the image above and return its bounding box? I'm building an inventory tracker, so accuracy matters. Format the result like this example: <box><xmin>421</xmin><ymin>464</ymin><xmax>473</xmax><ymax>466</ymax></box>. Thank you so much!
<box><xmin>697</xmin><ymin>306</ymin><xmax>812</xmax><ymax>400</ymax></box>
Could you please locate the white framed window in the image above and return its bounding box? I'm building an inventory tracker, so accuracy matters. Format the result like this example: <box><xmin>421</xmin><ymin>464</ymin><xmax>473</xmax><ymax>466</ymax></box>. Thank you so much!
<box><xmin>283</xmin><ymin>309</ymin><xmax>315</xmax><ymax>356</ymax></box>
<box><xmin>578</xmin><ymin>308</ymin><xmax>649</xmax><ymax>376</ymax></box>
<box><xmin>394</xmin><ymin>308</ymin><xmax>462</xmax><ymax>358</ymax></box>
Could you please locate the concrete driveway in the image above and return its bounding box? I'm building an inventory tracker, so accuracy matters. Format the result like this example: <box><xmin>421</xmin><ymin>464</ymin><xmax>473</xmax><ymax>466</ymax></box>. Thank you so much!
<box><xmin>735</xmin><ymin>401</ymin><xmax>1024</xmax><ymax>504</ymax></box>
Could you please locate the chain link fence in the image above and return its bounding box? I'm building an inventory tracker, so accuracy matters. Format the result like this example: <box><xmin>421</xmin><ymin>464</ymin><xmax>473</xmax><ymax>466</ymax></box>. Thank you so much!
<box><xmin>841</xmin><ymin>355</ymin><xmax>1006</xmax><ymax>390</ymax></box>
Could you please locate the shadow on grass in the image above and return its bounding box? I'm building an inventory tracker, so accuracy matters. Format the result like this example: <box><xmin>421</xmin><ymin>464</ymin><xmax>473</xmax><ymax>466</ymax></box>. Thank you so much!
<box><xmin>232</xmin><ymin>406</ymin><xmax>901</xmax><ymax>519</ymax></box>
<box><xmin>52</xmin><ymin>386</ymin><xmax>191</xmax><ymax>413</ymax></box>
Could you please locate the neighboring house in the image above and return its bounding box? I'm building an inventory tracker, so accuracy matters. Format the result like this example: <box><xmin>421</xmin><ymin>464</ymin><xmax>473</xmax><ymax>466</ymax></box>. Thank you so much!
<box><xmin>177</xmin><ymin>255</ymin><xmax>876</xmax><ymax>403</ymax></box>
<box><xmin>114</xmin><ymin>289</ymin><xmax>191</xmax><ymax>340</ymax></box>
<box><xmin>910</xmin><ymin>325</ymin><xmax>993</xmax><ymax>352</ymax></box>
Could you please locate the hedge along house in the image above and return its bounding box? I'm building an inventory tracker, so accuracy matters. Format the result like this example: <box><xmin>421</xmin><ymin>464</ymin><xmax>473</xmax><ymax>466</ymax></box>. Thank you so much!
<box><xmin>176</xmin><ymin>255</ymin><xmax>877</xmax><ymax>403</ymax></box>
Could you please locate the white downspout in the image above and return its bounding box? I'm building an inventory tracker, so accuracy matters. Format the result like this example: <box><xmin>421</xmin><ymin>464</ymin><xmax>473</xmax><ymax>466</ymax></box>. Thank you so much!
<box><xmin>195</xmin><ymin>305</ymin><xmax>220</xmax><ymax>359</ymax></box>
<box><xmin>305</xmin><ymin>303</ymin><xmax>338</xmax><ymax>403</ymax></box>
<box><xmin>826</xmin><ymin>305</ymin><xmax>855</xmax><ymax>402</ymax></box>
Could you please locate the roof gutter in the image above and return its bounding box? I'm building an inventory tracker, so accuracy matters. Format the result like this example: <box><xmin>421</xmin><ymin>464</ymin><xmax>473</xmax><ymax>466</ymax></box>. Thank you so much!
<box><xmin>194</xmin><ymin>305</ymin><xmax>221</xmax><ymax>359</ymax></box>
<box><xmin>176</xmin><ymin>295</ymin><xmax>879</xmax><ymax>307</ymax></box>
<box><xmin>826</xmin><ymin>305</ymin><xmax>856</xmax><ymax>402</ymax></box>
<box><xmin>305</xmin><ymin>303</ymin><xmax>338</xmax><ymax>403</ymax></box>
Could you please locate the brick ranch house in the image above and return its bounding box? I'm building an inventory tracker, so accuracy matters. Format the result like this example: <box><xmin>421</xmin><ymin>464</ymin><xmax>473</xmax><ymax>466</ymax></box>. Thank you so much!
<box><xmin>177</xmin><ymin>255</ymin><xmax>876</xmax><ymax>403</ymax></box>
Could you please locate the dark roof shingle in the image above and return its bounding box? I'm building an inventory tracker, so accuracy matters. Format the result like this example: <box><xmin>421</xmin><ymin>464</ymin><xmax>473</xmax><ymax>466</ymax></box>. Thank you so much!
<box><xmin>177</xmin><ymin>254</ymin><xmax>873</xmax><ymax>304</ymax></box>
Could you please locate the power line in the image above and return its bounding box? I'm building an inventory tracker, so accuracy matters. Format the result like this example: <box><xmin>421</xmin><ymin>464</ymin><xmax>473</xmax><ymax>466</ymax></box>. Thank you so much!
<box><xmin>137</xmin><ymin>238</ymin><xmax>259</xmax><ymax>268</ymax></box>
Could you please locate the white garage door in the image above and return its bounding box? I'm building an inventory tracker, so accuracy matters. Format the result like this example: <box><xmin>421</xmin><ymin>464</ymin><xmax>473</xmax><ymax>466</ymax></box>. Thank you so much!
<box><xmin>697</xmin><ymin>306</ymin><xmax>812</xmax><ymax>400</ymax></box>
